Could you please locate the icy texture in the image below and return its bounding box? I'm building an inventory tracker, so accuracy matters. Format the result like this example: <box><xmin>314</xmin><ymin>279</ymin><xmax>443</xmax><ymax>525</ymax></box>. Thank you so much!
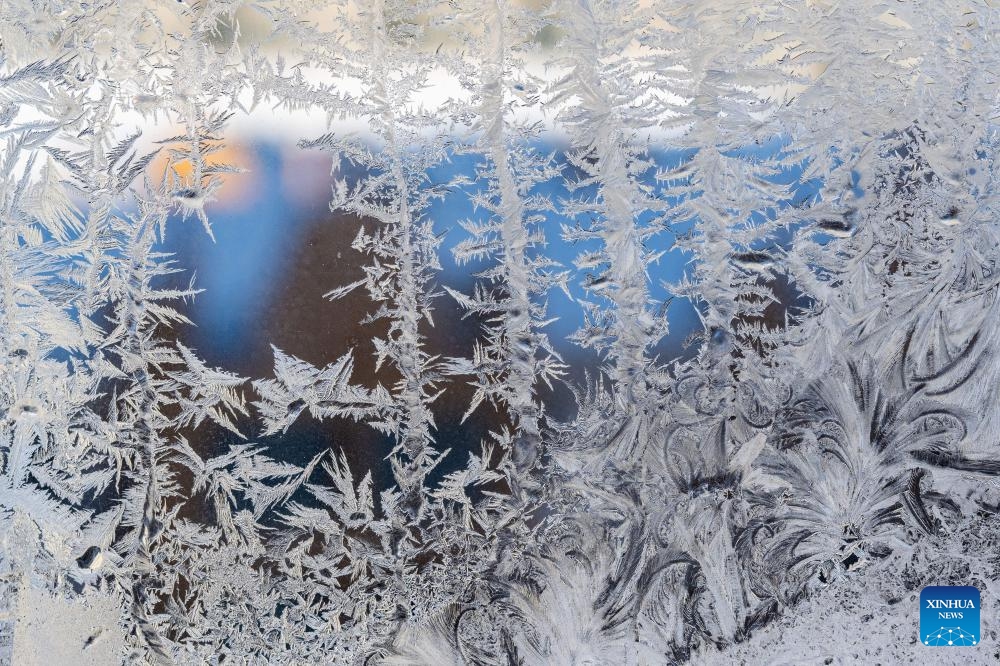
<box><xmin>1</xmin><ymin>1</ymin><xmax>1000</xmax><ymax>664</ymax></box>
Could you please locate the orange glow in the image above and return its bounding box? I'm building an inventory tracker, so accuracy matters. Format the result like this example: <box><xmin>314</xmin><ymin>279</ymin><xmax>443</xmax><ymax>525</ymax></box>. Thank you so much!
<box><xmin>148</xmin><ymin>141</ymin><xmax>258</xmax><ymax>211</ymax></box>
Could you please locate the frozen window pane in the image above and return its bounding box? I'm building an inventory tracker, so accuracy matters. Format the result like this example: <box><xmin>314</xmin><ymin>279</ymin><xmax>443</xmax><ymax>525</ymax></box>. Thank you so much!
<box><xmin>1</xmin><ymin>1</ymin><xmax>998</xmax><ymax>663</ymax></box>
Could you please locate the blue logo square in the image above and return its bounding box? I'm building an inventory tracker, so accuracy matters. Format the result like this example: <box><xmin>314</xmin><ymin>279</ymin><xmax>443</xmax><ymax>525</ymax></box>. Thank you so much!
<box><xmin>921</xmin><ymin>586</ymin><xmax>980</xmax><ymax>647</ymax></box>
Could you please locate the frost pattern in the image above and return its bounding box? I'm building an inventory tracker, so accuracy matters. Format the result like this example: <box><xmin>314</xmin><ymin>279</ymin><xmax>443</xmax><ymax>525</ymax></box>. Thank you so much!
<box><xmin>1</xmin><ymin>1</ymin><xmax>1000</xmax><ymax>664</ymax></box>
